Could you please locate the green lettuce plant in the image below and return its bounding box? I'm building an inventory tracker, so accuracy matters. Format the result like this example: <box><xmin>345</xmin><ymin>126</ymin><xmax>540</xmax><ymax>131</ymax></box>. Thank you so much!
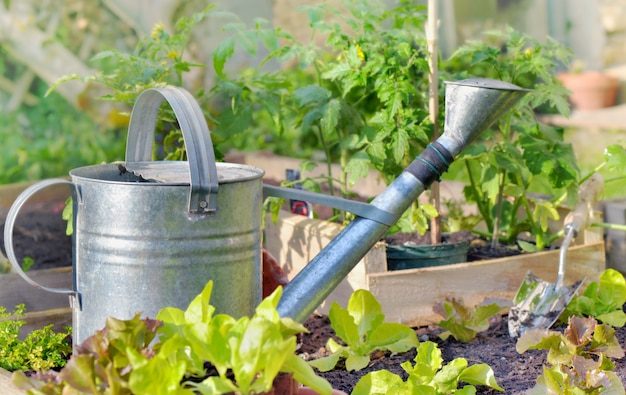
<box><xmin>308</xmin><ymin>289</ymin><xmax>418</xmax><ymax>372</ymax></box>
<box><xmin>561</xmin><ymin>269</ymin><xmax>626</xmax><ymax>328</ymax></box>
<box><xmin>14</xmin><ymin>282</ymin><xmax>332</xmax><ymax>395</ymax></box>
<box><xmin>351</xmin><ymin>341</ymin><xmax>504</xmax><ymax>394</ymax></box>
<box><xmin>433</xmin><ymin>298</ymin><xmax>502</xmax><ymax>343</ymax></box>
<box><xmin>0</xmin><ymin>304</ymin><xmax>71</xmax><ymax>372</ymax></box>
<box><xmin>517</xmin><ymin>316</ymin><xmax>625</xmax><ymax>394</ymax></box>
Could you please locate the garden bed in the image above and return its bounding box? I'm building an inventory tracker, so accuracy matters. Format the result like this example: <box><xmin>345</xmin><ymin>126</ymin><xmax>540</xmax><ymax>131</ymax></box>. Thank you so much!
<box><xmin>2</xmin><ymin>312</ymin><xmax>625</xmax><ymax>394</ymax></box>
<box><xmin>265</xmin><ymin>210</ymin><xmax>606</xmax><ymax>326</ymax></box>
<box><xmin>298</xmin><ymin>313</ymin><xmax>626</xmax><ymax>394</ymax></box>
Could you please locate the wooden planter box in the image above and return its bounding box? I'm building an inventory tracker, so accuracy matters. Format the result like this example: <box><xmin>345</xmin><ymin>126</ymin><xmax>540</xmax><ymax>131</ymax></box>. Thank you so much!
<box><xmin>265</xmin><ymin>211</ymin><xmax>606</xmax><ymax>327</ymax></box>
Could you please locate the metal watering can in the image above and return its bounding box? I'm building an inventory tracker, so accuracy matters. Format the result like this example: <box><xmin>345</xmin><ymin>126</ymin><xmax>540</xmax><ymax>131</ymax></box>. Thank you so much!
<box><xmin>4</xmin><ymin>79</ymin><xmax>526</xmax><ymax>345</ymax></box>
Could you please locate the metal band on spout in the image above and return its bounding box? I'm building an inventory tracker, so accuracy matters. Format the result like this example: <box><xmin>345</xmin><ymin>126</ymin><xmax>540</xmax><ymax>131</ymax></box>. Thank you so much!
<box><xmin>404</xmin><ymin>142</ymin><xmax>453</xmax><ymax>185</ymax></box>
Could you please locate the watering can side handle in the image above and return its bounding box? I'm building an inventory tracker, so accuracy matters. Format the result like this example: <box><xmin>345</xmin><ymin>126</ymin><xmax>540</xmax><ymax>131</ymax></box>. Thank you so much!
<box><xmin>125</xmin><ymin>86</ymin><xmax>219</xmax><ymax>215</ymax></box>
<box><xmin>262</xmin><ymin>185</ymin><xmax>395</xmax><ymax>226</ymax></box>
<box><xmin>3</xmin><ymin>179</ymin><xmax>78</xmax><ymax>296</ymax></box>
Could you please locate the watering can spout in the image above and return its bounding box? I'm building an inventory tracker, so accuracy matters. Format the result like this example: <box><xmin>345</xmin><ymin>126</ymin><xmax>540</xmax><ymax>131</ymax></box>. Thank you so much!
<box><xmin>438</xmin><ymin>78</ymin><xmax>530</xmax><ymax>157</ymax></box>
<box><xmin>277</xmin><ymin>78</ymin><xmax>529</xmax><ymax>322</ymax></box>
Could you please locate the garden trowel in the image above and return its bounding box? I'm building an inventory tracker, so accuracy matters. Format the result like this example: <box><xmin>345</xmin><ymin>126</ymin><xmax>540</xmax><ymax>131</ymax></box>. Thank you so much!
<box><xmin>508</xmin><ymin>174</ymin><xmax>604</xmax><ymax>337</ymax></box>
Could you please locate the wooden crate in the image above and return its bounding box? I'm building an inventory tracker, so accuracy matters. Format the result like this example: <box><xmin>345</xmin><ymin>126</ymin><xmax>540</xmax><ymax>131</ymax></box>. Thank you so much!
<box><xmin>265</xmin><ymin>211</ymin><xmax>606</xmax><ymax>326</ymax></box>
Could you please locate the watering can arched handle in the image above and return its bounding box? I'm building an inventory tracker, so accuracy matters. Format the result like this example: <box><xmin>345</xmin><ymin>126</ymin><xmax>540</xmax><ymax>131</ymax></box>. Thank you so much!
<box><xmin>3</xmin><ymin>179</ymin><xmax>78</xmax><ymax>297</ymax></box>
<box><xmin>125</xmin><ymin>86</ymin><xmax>219</xmax><ymax>214</ymax></box>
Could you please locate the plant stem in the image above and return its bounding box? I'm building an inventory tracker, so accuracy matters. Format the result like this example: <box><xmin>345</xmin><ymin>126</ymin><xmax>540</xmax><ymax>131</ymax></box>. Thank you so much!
<box><xmin>591</xmin><ymin>222</ymin><xmax>626</xmax><ymax>232</ymax></box>
<box><xmin>426</xmin><ymin>0</ymin><xmax>441</xmax><ymax>245</ymax></box>
<box><xmin>465</xmin><ymin>160</ymin><xmax>493</xmax><ymax>231</ymax></box>
<box><xmin>316</xmin><ymin>125</ymin><xmax>335</xmax><ymax>197</ymax></box>
<box><xmin>490</xmin><ymin>170</ymin><xmax>506</xmax><ymax>249</ymax></box>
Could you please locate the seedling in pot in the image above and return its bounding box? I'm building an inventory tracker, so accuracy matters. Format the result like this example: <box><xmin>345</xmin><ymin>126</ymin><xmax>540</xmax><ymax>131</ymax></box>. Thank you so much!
<box><xmin>308</xmin><ymin>289</ymin><xmax>419</xmax><ymax>372</ymax></box>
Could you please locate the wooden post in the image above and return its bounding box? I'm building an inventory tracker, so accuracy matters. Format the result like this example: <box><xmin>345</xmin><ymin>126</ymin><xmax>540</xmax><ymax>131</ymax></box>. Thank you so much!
<box><xmin>427</xmin><ymin>0</ymin><xmax>441</xmax><ymax>244</ymax></box>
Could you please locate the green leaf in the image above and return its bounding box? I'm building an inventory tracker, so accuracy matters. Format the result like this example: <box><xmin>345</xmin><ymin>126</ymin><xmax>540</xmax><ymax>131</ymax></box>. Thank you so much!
<box><xmin>516</xmin><ymin>329</ymin><xmax>562</xmax><ymax>354</ymax></box>
<box><xmin>367</xmin><ymin>323</ymin><xmax>419</xmax><ymax>353</ymax></box>
<box><xmin>321</xmin><ymin>99</ymin><xmax>341</xmax><ymax>138</ymax></box>
<box><xmin>347</xmin><ymin>289</ymin><xmax>384</xmax><ymax>340</ymax></box>
<box><xmin>21</xmin><ymin>257</ymin><xmax>34</xmax><ymax>272</ymax></box>
<box><xmin>294</xmin><ymin>85</ymin><xmax>331</xmax><ymax>107</ymax></box>
<box><xmin>213</xmin><ymin>38</ymin><xmax>235</xmax><ymax>78</ymax></box>
<box><xmin>308</xmin><ymin>350</ymin><xmax>344</xmax><ymax>372</ymax></box>
<box><xmin>597</xmin><ymin>310</ymin><xmax>626</xmax><ymax>328</ymax></box>
<box><xmin>62</xmin><ymin>197</ymin><xmax>73</xmax><ymax>236</ymax></box>
<box><xmin>345</xmin><ymin>352</ymin><xmax>371</xmax><ymax>371</ymax></box>
<box><xmin>414</xmin><ymin>341</ymin><xmax>443</xmax><ymax>376</ymax></box>
<box><xmin>184</xmin><ymin>281</ymin><xmax>215</xmax><ymax>324</ymax></box>
<box><xmin>195</xmin><ymin>376</ymin><xmax>239</xmax><ymax>395</ymax></box>
<box><xmin>352</xmin><ymin>370</ymin><xmax>405</xmax><ymax>395</ymax></box>
<box><xmin>346</xmin><ymin>152</ymin><xmax>371</xmax><ymax>185</ymax></box>
<box><xmin>458</xmin><ymin>364</ymin><xmax>504</xmax><ymax>391</ymax></box>
<box><xmin>328</xmin><ymin>302</ymin><xmax>359</xmax><ymax>346</ymax></box>
<box><xmin>392</xmin><ymin>128</ymin><xmax>409</xmax><ymax>163</ymax></box>
<box><xmin>433</xmin><ymin>357</ymin><xmax>467</xmax><ymax>388</ymax></box>
<box><xmin>282</xmin><ymin>354</ymin><xmax>332</xmax><ymax>395</ymax></box>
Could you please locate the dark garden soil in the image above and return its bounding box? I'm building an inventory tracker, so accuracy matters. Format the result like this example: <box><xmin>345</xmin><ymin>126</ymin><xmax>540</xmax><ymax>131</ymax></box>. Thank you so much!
<box><xmin>299</xmin><ymin>314</ymin><xmax>626</xmax><ymax>394</ymax></box>
<box><xmin>0</xmin><ymin>199</ymin><xmax>72</xmax><ymax>271</ymax></box>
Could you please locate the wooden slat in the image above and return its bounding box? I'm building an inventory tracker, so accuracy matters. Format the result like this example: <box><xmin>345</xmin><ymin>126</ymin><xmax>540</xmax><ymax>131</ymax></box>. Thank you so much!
<box><xmin>368</xmin><ymin>242</ymin><xmax>606</xmax><ymax>326</ymax></box>
<box><xmin>0</xmin><ymin>368</ymin><xmax>23</xmax><ymax>395</ymax></box>
<box><xmin>0</xmin><ymin>267</ymin><xmax>72</xmax><ymax>312</ymax></box>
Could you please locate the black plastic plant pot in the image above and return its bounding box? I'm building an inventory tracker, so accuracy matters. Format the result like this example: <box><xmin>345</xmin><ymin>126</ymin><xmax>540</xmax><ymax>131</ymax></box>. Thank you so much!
<box><xmin>386</xmin><ymin>240</ymin><xmax>470</xmax><ymax>270</ymax></box>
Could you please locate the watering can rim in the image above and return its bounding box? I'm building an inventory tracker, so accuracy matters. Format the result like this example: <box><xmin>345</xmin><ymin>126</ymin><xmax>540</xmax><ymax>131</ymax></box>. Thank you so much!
<box><xmin>445</xmin><ymin>77</ymin><xmax>531</xmax><ymax>92</ymax></box>
<box><xmin>68</xmin><ymin>161</ymin><xmax>264</xmax><ymax>186</ymax></box>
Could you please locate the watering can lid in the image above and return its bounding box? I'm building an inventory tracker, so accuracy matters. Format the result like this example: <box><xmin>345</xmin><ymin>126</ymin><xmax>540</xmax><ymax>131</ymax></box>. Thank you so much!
<box><xmin>70</xmin><ymin>161</ymin><xmax>264</xmax><ymax>185</ymax></box>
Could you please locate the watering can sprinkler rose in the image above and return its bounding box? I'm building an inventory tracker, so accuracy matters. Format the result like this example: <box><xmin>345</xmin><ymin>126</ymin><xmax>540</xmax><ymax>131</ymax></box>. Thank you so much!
<box><xmin>4</xmin><ymin>79</ymin><xmax>527</xmax><ymax>345</ymax></box>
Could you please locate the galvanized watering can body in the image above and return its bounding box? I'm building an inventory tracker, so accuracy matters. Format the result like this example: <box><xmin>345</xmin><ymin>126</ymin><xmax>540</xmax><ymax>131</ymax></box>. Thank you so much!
<box><xmin>5</xmin><ymin>78</ymin><xmax>528</xmax><ymax>346</ymax></box>
<box><xmin>4</xmin><ymin>87</ymin><xmax>264</xmax><ymax>344</ymax></box>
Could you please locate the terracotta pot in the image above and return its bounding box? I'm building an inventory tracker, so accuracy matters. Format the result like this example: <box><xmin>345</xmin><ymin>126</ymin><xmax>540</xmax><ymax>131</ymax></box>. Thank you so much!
<box><xmin>558</xmin><ymin>71</ymin><xmax>619</xmax><ymax>110</ymax></box>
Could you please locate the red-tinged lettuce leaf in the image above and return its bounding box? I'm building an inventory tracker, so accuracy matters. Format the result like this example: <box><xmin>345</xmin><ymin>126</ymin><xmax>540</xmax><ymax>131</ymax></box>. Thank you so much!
<box><xmin>591</xmin><ymin>324</ymin><xmax>625</xmax><ymax>359</ymax></box>
<box><xmin>564</xmin><ymin>316</ymin><xmax>595</xmax><ymax>347</ymax></box>
<box><xmin>58</xmin><ymin>354</ymin><xmax>98</xmax><ymax>393</ymax></box>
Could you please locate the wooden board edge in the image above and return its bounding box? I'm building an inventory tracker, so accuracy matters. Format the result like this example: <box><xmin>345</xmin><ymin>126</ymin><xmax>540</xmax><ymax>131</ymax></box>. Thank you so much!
<box><xmin>0</xmin><ymin>368</ymin><xmax>25</xmax><ymax>395</ymax></box>
<box><xmin>368</xmin><ymin>241</ymin><xmax>606</xmax><ymax>326</ymax></box>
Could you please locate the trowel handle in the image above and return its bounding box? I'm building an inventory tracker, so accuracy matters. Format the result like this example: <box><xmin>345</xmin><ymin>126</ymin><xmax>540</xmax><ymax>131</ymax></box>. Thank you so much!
<box><xmin>125</xmin><ymin>86</ymin><xmax>219</xmax><ymax>215</ymax></box>
<box><xmin>3</xmin><ymin>179</ymin><xmax>78</xmax><ymax>296</ymax></box>
<box><xmin>564</xmin><ymin>173</ymin><xmax>604</xmax><ymax>233</ymax></box>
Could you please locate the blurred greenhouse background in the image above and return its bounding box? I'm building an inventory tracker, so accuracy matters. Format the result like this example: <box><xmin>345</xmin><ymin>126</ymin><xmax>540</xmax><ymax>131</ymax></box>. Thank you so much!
<box><xmin>1</xmin><ymin>0</ymin><xmax>626</xmax><ymax>185</ymax></box>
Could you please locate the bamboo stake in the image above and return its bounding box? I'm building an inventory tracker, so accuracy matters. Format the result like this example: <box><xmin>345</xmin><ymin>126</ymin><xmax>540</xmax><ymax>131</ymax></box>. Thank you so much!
<box><xmin>427</xmin><ymin>0</ymin><xmax>441</xmax><ymax>244</ymax></box>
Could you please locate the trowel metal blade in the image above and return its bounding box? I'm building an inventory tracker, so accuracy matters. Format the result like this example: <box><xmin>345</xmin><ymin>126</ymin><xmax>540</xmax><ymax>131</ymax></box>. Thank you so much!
<box><xmin>508</xmin><ymin>271</ymin><xmax>583</xmax><ymax>338</ymax></box>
